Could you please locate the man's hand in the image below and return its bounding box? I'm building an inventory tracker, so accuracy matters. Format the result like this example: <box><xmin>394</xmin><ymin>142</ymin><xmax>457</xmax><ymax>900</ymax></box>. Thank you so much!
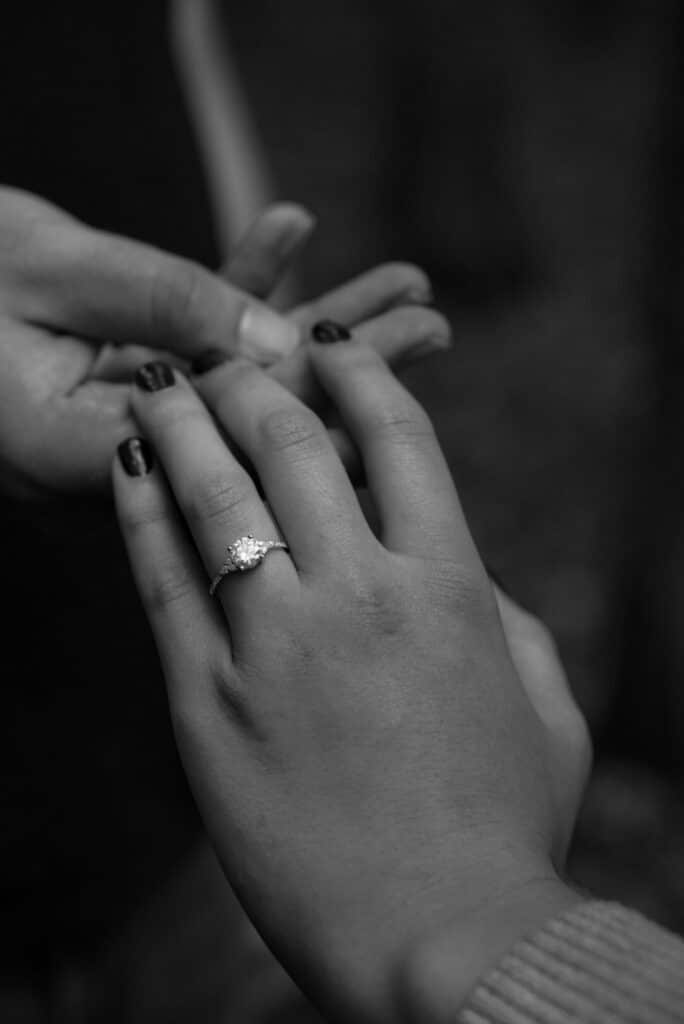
<box><xmin>0</xmin><ymin>189</ymin><xmax>445</xmax><ymax>497</ymax></box>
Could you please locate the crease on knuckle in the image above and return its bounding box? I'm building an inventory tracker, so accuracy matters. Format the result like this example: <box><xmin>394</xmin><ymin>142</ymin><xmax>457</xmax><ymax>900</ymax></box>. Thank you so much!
<box><xmin>118</xmin><ymin>497</ymin><xmax>170</xmax><ymax>537</ymax></box>
<box><xmin>422</xmin><ymin>561</ymin><xmax>491</xmax><ymax>616</ymax></box>
<box><xmin>259</xmin><ymin>406</ymin><xmax>325</xmax><ymax>460</ymax></box>
<box><xmin>150</xmin><ymin>401</ymin><xmax>205</xmax><ymax>436</ymax></box>
<box><xmin>150</xmin><ymin>257</ymin><xmax>215</xmax><ymax>342</ymax></box>
<box><xmin>365</xmin><ymin>403</ymin><xmax>435</xmax><ymax>446</ymax></box>
<box><xmin>186</xmin><ymin>472</ymin><xmax>253</xmax><ymax>526</ymax></box>
<box><xmin>348</xmin><ymin>574</ymin><xmax>407</xmax><ymax>638</ymax></box>
<box><xmin>146</xmin><ymin>562</ymin><xmax>196</xmax><ymax>614</ymax></box>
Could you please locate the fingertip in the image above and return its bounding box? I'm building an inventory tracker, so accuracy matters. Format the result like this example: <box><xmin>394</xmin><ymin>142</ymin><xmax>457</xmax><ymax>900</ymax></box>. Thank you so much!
<box><xmin>263</xmin><ymin>202</ymin><xmax>317</xmax><ymax>235</ymax></box>
<box><xmin>380</xmin><ymin>261</ymin><xmax>434</xmax><ymax>305</ymax></box>
<box><xmin>237</xmin><ymin>304</ymin><xmax>301</xmax><ymax>364</ymax></box>
<box><xmin>308</xmin><ymin>323</ymin><xmax>386</xmax><ymax>379</ymax></box>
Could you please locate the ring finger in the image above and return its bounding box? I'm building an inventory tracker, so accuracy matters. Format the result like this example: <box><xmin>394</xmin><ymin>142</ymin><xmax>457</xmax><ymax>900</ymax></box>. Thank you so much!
<box><xmin>129</xmin><ymin>361</ymin><xmax>297</xmax><ymax>620</ymax></box>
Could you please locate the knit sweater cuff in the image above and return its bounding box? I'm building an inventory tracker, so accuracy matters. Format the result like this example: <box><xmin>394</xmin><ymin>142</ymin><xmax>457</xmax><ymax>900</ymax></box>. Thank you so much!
<box><xmin>458</xmin><ymin>901</ymin><xmax>684</xmax><ymax>1023</ymax></box>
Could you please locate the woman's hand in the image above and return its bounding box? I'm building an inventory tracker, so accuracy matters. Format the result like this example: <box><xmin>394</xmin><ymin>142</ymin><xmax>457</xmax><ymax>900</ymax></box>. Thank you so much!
<box><xmin>0</xmin><ymin>188</ymin><xmax>442</xmax><ymax>497</ymax></box>
<box><xmin>113</xmin><ymin>337</ymin><xmax>589</xmax><ymax>1023</ymax></box>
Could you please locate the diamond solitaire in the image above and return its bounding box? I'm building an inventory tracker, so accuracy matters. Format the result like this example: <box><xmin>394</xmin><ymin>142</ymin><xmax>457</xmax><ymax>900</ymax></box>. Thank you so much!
<box><xmin>230</xmin><ymin>535</ymin><xmax>265</xmax><ymax>570</ymax></box>
<box><xmin>209</xmin><ymin>534</ymin><xmax>289</xmax><ymax>595</ymax></box>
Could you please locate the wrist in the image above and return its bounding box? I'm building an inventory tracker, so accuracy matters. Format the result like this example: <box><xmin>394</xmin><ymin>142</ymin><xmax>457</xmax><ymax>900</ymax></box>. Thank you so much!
<box><xmin>397</xmin><ymin>874</ymin><xmax>582</xmax><ymax>1024</ymax></box>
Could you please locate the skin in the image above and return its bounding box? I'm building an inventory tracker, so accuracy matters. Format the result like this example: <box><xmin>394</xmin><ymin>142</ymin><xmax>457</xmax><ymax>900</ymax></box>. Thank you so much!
<box><xmin>0</xmin><ymin>188</ymin><xmax>447</xmax><ymax>498</ymax></box>
<box><xmin>113</xmin><ymin>341</ymin><xmax>592</xmax><ymax>1023</ymax></box>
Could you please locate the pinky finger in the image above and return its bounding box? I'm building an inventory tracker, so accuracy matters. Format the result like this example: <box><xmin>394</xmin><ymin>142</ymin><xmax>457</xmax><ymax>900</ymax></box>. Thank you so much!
<box><xmin>112</xmin><ymin>437</ymin><xmax>227</xmax><ymax>706</ymax></box>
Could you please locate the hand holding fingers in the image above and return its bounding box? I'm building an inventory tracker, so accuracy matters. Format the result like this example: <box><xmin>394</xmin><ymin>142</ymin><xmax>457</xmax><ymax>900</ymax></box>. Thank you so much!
<box><xmin>0</xmin><ymin>187</ymin><xmax>318</xmax><ymax>498</ymax></box>
<box><xmin>5</xmin><ymin>192</ymin><xmax>300</xmax><ymax>365</ymax></box>
<box><xmin>193</xmin><ymin>307</ymin><xmax>452</xmax><ymax>487</ymax></box>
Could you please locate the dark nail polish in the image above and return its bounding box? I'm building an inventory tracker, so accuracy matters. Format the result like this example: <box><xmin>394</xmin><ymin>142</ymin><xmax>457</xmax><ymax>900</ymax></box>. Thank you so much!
<box><xmin>191</xmin><ymin>348</ymin><xmax>229</xmax><ymax>375</ymax></box>
<box><xmin>118</xmin><ymin>437</ymin><xmax>154</xmax><ymax>477</ymax></box>
<box><xmin>135</xmin><ymin>361</ymin><xmax>175</xmax><ymax>392</ymax></box>
<box><xmin>311</xmin><ymin>320</ymin><xmax>351</xmax><ymax>343</ymax></box>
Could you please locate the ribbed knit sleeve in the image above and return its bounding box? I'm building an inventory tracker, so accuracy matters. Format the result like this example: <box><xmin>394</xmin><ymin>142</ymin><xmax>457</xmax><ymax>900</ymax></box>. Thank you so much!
<box><xmin>458</xmin><ymin>901</ymin><xmax>684</xmax><ymax>1023</ymax></box>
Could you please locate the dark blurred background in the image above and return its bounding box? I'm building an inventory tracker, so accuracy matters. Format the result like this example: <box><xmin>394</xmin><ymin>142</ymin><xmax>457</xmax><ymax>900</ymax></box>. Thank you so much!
<box><xmin>2</xmin><ymin>1</ymin><xmax>684</xmax><ymax>1020</ymax></box>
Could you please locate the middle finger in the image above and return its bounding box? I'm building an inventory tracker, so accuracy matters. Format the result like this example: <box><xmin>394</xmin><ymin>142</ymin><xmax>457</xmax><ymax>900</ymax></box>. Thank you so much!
<box><xmin>199</xmin><ymin>360</ymin><xmax>376</xmax><ymax>574</ymax></box>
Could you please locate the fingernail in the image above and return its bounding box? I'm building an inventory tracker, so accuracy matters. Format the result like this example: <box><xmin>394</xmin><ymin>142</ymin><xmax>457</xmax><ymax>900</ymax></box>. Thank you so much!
<box><xmin>118</xmin><ymin>437</ymin><xmax>154</xmax><ymax>477</ymax></box>
<box><xmin>237</xmin><ymin>305</ymin><xmax>300</xmax><ymax>364</ymax></box>
<box><xmin>191</xmin><ymin>348</ymin><xmax>229</xmax><ymax>375</ymax></box>
<box><xmin>411</xmin><ymin>333</ymin><xmax>451</xmax><ymax>356</ymax></box>
<box><xmin>398</xmin><ymin>335</ymin><xmax>451</xmax><ymax>367</ymax></box>
<box><xmin>311</xmin><ymin>320</ymin><xmax>352</xmax><ymax>343</ymax></box>
<box><xmin>404</xmin><ymin>284</ymin><xmax>435</xmax><ymax>306</ymax></box>
<box><xmin>135</xmin><ymin>361</ymin><xmax>175</xmax><ymax>392</ymax></box>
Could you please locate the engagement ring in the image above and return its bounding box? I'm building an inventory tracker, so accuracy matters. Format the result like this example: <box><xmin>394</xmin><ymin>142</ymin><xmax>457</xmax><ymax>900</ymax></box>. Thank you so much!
<box><xmin>209</xmin><ymin>534</ymin><xmax>288</xmax><ymax>596</ymax></box>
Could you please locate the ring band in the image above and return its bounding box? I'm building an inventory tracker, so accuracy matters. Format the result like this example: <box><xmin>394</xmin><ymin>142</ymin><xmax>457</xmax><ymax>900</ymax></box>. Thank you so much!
<box><xmin>209</xmin><ymin>534</ymin><xmax>289</xmax><ymax>596</ymax></box>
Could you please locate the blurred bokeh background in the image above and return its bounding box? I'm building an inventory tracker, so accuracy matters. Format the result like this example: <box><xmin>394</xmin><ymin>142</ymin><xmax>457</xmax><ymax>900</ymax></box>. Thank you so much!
<box><xmin>2</xmin><ymin>1</ymin><xmax>684</xmax><ymax>1019</ymax></box>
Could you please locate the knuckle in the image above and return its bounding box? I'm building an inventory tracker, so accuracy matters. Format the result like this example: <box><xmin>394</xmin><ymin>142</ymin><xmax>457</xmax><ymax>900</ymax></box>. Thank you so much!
<box><xmin>147</xmin><ymin>399</ymin><xmax>206</xmax><ymax>436</ymax></box>
<box><xmin>365</xmin><ymin>400</ymin><xmax>435</xmax><ymax>445</ymax></box>
<box><xmin>259</xmin><ymin>406</ymin><xmax>326</xmax><ymax>459</ymax></box>
<box><xmin>117</xmin><ymin>495</ymin><xmax>169</xmax><ymax>537</ymax></box>
<box><xmin>423</xmin><ymin>561</ymin><xmax>492</xmax><ymax>616</ymax></box>
<box><xmin>185</xmin><ymin>471</ymin><xmax>253</xmax><ymax>526</ymax></box>
<box><xmin>151</xmin><ymin>257</ymin><xmax>214</xmax><ymax>340</ymax></box>
<box><xmin>347</xmin><ymin>571</ymin><xmax>409</xmax><ymax>638</ymax></box>
<box><xmin>146</xmin><ymin>563</ymin><xmax>197</xmax><ymax>615</ymax></box>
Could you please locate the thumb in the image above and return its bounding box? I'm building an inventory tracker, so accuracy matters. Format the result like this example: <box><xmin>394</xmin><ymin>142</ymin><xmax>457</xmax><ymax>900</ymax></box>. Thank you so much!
<box><xmin>20</xmin><ymin>220</ymin><xmax>301</xmax><ymax>364</ymax></box>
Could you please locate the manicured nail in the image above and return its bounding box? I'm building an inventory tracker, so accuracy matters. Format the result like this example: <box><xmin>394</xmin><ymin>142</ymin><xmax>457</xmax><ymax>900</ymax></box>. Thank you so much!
<box><xmin>118</xmin><ymin>437</ymin><xmax>154</xmax><ymax>477</ymax></box>
<box><xmin>311</xmin><ymin>320</ymin><xmax>352</xmax><ymax>343</ymax></box>
<box><xmin>135</xmin><ymin>361</ymin><xmax>175</xmax><ymax>392</ymax></box>
<box><xmin>237</xmin><ymin>305</ymin><xmax>300</xmax><ymax>364</ymax></box>
<box><xmin>191</xmin><ymin>348</ymin><xmax>229</xmax><ymax>375</ymax></box>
